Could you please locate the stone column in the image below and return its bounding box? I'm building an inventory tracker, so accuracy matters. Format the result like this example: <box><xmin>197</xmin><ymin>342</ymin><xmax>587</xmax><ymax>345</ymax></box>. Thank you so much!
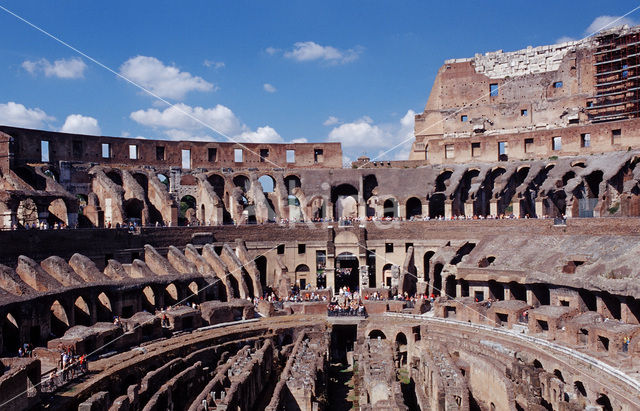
<box><xmin>422</xmin><ymin>203</ymin><xmax>429</xmax><ymax>218</ymax></box>
<box><xmin>535</xmin><ymin>198</ymin><xmax>545</xmax><ymax>218</ymax></box>
<box><xmin>444</xmin><ymin>200</ymin><xmax>452</xmax><ymax>219</ymax></box>
<box><xmin>489</xmin><ymin>200</ymin><xmax>498</xmax><ymax>217</ymax></box>
<box><xmin>464</xmin><ymin>201</ymin><xmax>473</xmax><ymax>217</ymax></box>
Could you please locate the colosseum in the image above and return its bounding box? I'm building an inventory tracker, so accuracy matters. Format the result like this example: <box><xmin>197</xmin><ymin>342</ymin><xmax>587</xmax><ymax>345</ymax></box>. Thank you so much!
<box><xmin>3</xmin><ymin>25</ymin><xmax>640</xmax><ymax>411</ymax></box>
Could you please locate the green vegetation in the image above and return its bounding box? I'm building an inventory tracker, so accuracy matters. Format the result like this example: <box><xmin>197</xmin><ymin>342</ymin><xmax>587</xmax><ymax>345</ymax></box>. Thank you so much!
<box><xmin>608</xmin><ymin>202</ymin><xmax>620</xmax><ymax>215</ymax></box>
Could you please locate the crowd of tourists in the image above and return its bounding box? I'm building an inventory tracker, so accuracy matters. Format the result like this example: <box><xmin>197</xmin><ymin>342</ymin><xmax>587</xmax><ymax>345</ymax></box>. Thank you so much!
<box><xmin>41</xmin><ymin>345</ymin><xmax>88</xmax><ymax>392</ymax></box>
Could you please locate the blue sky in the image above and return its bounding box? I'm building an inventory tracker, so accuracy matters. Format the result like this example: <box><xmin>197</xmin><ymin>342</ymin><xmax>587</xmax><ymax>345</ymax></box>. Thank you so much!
<box><xmin>1</xmin><ymin>1</ymin><xmax>639</xmax><ymax>164</ymax></box>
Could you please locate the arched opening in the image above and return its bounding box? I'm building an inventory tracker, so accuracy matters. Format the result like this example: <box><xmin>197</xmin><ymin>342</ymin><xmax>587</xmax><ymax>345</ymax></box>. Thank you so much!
<box><xmin>433</xmin><ymin>263</ymin><xmax>444</xmax><ymax>296</ymax></box>
<box><xmin>233</xmin><ymin>175</ymin><xmax>251</xmax><ymax>192</ymax></box>
<box><xmin>532</xmin><ymin>359</ymin><xmax>543</xmax><ymax>369</ymax></box>
<box><xmin>395</xmin><ymin>332</ymin><xmax>408</xmax><ymax>367</ymax></box>
<box><xmin>164</xmin><ymin>283</ymin><xmax>179</xmax><ymax>306</ymax></box>
<box><xmin>284</xmin><ymin>175</ymin><xmax>301</xmax><ymax>195</ymax></box>
<box><xmin>207</xmin><ymin>174</ymin><xmax>226</xmax><ymax>200</ymax></box>
<box><xmin>332</xmin><ymin>184</ymin><xmax>358</xmax><ymax>220</ymax></box>
<box><xmin>574</xmin><ymin>381</ymin><xmax>587</xmax><ymax>397</ymax></box>
<box><xmin>435</xmin><ymin>170</ymin><xmax>453</xmax><ymax>192</ymax></box>
<box><xmin>335</xmin><ymin>252</ymin><xmax>359</xmax><ymax>292</ymax></box>
<box><xmin>445</xmin><ymin>275</ymin><xmax>457</xmax><ymax>298</ymax></box>
<box><xmin>50</xmin><ymin>300</ymin><xmax>69</xmax><ymax>338</ymax></box>
<box><xmin>227</xmin><ymin>274</ymin><xmax>240</xmax><ymax>299</ymax></box>
<box><xmin>423</xmin><ymin>251</ymin><xmax>435</xmax><ymax>281</ymax></box>
<box><xmin>383</xmin><ymin>198</ymin><xmax>398</xmax><ymax>218</ymax></box>
<box><xmin>242</xmin><ymin>270</ymin><xmax>255</xmax><ymax>298</ymax></box>
<box><xmin>596</xmin><ymin>394</ymin><xmax>612</xmax><ymax>411</ymax></box>
<box><xmin>455</xmin><ymin>169</ymin><xmax>480</xmax><ymax>216</ymax></box>
<box><xmin>15</xmin><ymin>166</ymin><xmax>47</xmax><ymax>190</ymax></box>
<box><xmin>368</xmin><ymin>329</ymin><xmax>386</xmax><ymax>339</ymax></box>
<box><xmin>179</xmin><ymin>195</ymin><xmax>197</xmax><ymax>226</ymax></box>
<box><xmin>295</xmin><ymin>264</ymin><xmax>310</xmax><ymax>289</ymax></box>
<box><xmin>16</xmin><ymin>198</ymin><xmax>39</xmax><ymax>227</ymax></box>
<box><xmin>157</xmin><ymin>173</ymin><xmax>169</xmax><ymax>189</ymax></box>
<box><xmin>123</xmin><ymin>198</ymin><xmax>144</xmax><ymax>224</ymax></box>
<box><xmin>363</xmin><ymin>175</ymin><xmax>379</xmax><ymax>217</ymax></box>
<box><xmin>74</xmin><ymin>296</ymin><xmax>91</xmax><ymax>326</ymax></box>
<box><xmin>97</xmin><ymin>292</ymin><xmax>113</xmax><ymax>322</ymax></box>
<box><xmin>309</xmin><ymin>196</ymin><xmax>327</xmax><ymax>220</ymax></box>
<box><xmin>488</xmin><ymin>280</ymin><xmax>504</xmax><ymax>300</ymax></box>
<box><xmin>77</xmin><ymin>194</ymin><xmax>92</xmax><ymax>227</ymax></box>
<box><xmin>3</xmin><ymin>313</ymin><xmax>20</xmax><ymax>354</ymax></box>
<box><xmin>429</xmin><ymin>193</ymin><xmax>446</xmax><ymax>219</ymax></box>
<box><xmin>255</xmin><ymin>256</ymin><xmax>267</xmax><ymax>290</ymax></box>
<box><xmin>406</xmin><ymin>197</ymin><xmax>422</xmax><ymax>219</ymax></box>
<box><xmin>106</xmin><ymin>170</ymin><xmax>123</xmax><ymax>186</ymax></box>
<box><xmin>383</xmin><ymin>263</ymin><xmax>394</xmax><ymax>288</ymax></box>
<box><xmin>142</xmin><ymin>286</ymin><xmax>156</xmax><ymax>312</ymax></box>
<box><xmin>258</xmin><ymin>175</ymin><xmax>275</xmax><ymax>193</ymax></box>
<box><xmin>509</xmin><ymin>282</ymin><xmax>527</xmax><ymax>302</ymax></box>
<box><xmin>553</xmin><ymin>369</ymin><xmax>565</xmax><ymax>383</ymax></box>
<box><xmin>288</xmin><ymin>195</ymin><xmax>302</xmax><ymax>222</ymax></box>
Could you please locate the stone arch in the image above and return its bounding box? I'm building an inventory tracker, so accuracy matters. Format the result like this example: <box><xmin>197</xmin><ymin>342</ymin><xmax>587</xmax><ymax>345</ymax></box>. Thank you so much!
<box><xmin>433</xmin><ymin>263</ymin><xmax>444</xmax><ymax>296</ymax></box>
<box><xmin>97</xmin><ymin>292</ymin><xmax>113</xmax><ymax>322</ymax></box>
<box><xmin>382</xmin><ymin>263</ymin><xmax>394</xmax><ymax>287</ymax></box>
<box><xmin>406</xmin><ymin>197</ymin><xmax>422</xmax><ymax>219</ymax></box>
<box><xmin>233</xmin><ymin>174</ymin><xmax>251</xmax><ymax>192</ymax></box>
<box><xmin>335</xmin><ymin>252</ymin><xmax>359</xmax><ymax>292</ymax></box>
<box><xmin>157</xmin><ymin>173</ymin><xmax>169</xmax><ymax>189</ymax></box>
<box><xmin>368</xmin><ymin>329</ymin><xmax>386</xmax><ymax>339</ymax></box>
<box><xmin>308</xmin><ymin>195</ymin><xmax>327</xmax><ymax>220</ymax></box>
<box><xmin>123</xmin><ymin>198</ymin><xmax>144</xmax><ymax>223</ymax></box>
<box><xmin>383</xmin><ymin>197</ymin><xmax>398</xmax><ymax>218</ymax></box>
<box><xmin>164</xmin><ymin>283</ymin><xmax>179</xmax><ymax>306</ymax></box>
<box><xmin>255</xmin><ymin>255</ymin><xmax>267</xmax><ymax>290</ymax></box>
<box><xmin>288</xmin><ymin>195</ymin><xmax>302</xmax><ymax>221</ymax></box>
<box><xmin>445</xmin><ymin>275</ymin><xmax>457</xmax><ymax>298</ymax></box>
<box><xmin>435</xmin><ymin>170</ymin><xmax>453</xmax><ymax>192</ymax></box>
<box><xmin>429</xmin><ymin>193</ymin><xmax>446</xmax><ymax>219</ymax></box>
<box><xmin>295</xmin><ymin>264</ymin><xmax>310</xmax><ymax>289</ymax></box>
<box><xmin>142</xmin><ymin>286</ymin><xmax>156</xmax><ymax>312</ymax></box>
<box><xmin>596</xmin><ymin>393</ymin><xmax>612</xmax><ymax>411</ymax></box>
<box><xmin>423</xmin><ymin>251</ymin><xmax>435</xmax><ymax>281</ymax></box>
<box><xmin>2</xmin><ymin>313</ymin><xmax>20</xmax><ymax>354</ymax></box>
<box><xmin>395</xmin><ymin>331</ymin><xmax>408</xmax><ymax>367</ymax></box>
<box><xmin>363</xmin><ymin>174</ymin><xmax>379</xmax><ymax>217</ymax></box>
<box><xmin>105</xmin><ymin>170</ymin><xmax>123</xmax><ymax>186</ymax></box>
<box><xmin>50</xmin><ymin>300</ymin><xmax>69</xmax><ymax>338</ymax></box>
<box><xmin>332</xmin><ymin>184</ymin><xmax>359</xmax><ymax>219</ymax></box>
<box><xmin>574</xmin><ymin>380</ymin><xmax>587</xmax><ymax>398</ymax></box>
<box><xmin>284</xmin><ymin>175</ymin><xmax>301</xmax><ymax>195</ymax></box>
<box><xmin>74</xmin><ymin>296</ymin><xmax>91</xmax><ymax>326</ymax></box>
<box><xmin>188</xmin><ymin>281</ymin><xmax>199</xmax><ymax>300</ymax></box>
<box><xmin>258</xmin><ymin>175</ymin><xmax>276</xmax><ymax>193</ymax></box>
<box><xmin>179</xmin><ymin>195</ymin><xmax>197</xmax><ymax>225</ymax></box>
<box><xmin>207</xmin><ymin>174</ymin><xmax>226</xmax><ymax>199</ymax></box>
<box><xmin>15</xmin><ymin>165</ymin><xmax>47</xmax><ymax>190</ymax></box>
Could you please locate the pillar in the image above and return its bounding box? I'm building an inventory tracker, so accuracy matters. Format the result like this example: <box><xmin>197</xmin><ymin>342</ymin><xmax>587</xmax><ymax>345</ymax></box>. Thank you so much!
<box><xmin>489</xmin><ymin>200</ymin><xmax>498</xmax><ymax>217</ymax></box>
<box><xmin>444</xmin><ymin>201</ymin><xmax>452</xmax><ymax>219</ymax></box>
<box><xmin>512</xmin><ymin>201</ymin><xmax>520</xmax><ymax>218</ymax></box>
<box><xmin>422</xmin><ymin>203</ymin><xmax>429</xmax><ymax>218</ymax></box>
<box><xmin>535</xmin><ymin>198</ymin><xmax>544</xmax><ymax>218</ymax></box>
<box><xmin>464</xmin><ymin>201</ymin><xmax>473</xmax><ymax>217</ymax></box>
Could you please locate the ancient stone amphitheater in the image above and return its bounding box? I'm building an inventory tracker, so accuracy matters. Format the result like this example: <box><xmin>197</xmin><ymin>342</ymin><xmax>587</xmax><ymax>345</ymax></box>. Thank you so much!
<box><xmin>4</xmin><ymin>26</ymin><xmax>640</xmax><ymax>411</ymax></box>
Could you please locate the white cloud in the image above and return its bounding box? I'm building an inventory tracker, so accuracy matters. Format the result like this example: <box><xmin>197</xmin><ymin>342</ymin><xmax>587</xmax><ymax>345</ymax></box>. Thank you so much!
<box><xmin>556</xmin><ymin>36</ymin><xmax>576</xmax><ymax>43</ymax></box>
<box><xmin>119</xmin><ymin>56</ymin><xmax>214</xmax><ymax>99</ymax></box>
<box><xmin>265</xmin><ymin>47</ymin><xmax>280</xmax><ymax>55</ymax></box>
<box><xmin>586</xmin><ymin>15</ymin><xmax>636</xmax><ymax>34</ymax></box>
<box><xmin>328</xmin><ymin>109</ymin><xmax>416</xmax><ymax>161</ymax></box>
<box><xmin>21</xmin><ymin>57</ymin><xmax>87</xmax><ymax>79</ymax></box>
<box><xmin>130</xmin><ymin>103</ymin><xmax>287</xmax><ymax>144</ymax></box>
<box><xmin>130</xmin><ymin>103</ymin><xmax>243</xmax><ymax>136</ymax></box>
<box><xmin>236</xmin><ymin>126</ymin><xmax>283</xmax><ymax>143</ymax></box>
<box><xmin>263</xmin><ymin>83</ymin><xmax>277</xmax><ymax>93</ymax></box>
<box><xmin>323</xmin><ymin>116</ymin><xmax>340</xmax><ymax>126</ymax></box>
<box><xmin>291</xmin><ymin>137</ymin><xmax>308</xmax><ymax>143</ymax></box>
<box><xmin>61</xmin><ymin>114</ymin><xmax>101</xmax><ymax>135</ymax></box>
<box><xmin>0</xmin><ymin>102</ymin><xmax>55</xmax><ymax>129</ymax></box>
<box><xmin>284</xmin><ymin>41</ymin><xmax>361</xmax><ymax>64</ymax></box>
<box><xmin>203</xmin><ymin>60</ymin><xmax>225</xmax><ymax>69</ymax></box>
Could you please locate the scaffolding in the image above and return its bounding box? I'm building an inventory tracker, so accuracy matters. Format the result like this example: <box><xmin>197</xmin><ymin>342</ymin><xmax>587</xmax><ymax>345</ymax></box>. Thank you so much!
<box><xmin>588</xmin><ymin>30</ymin><xmax>640</xmax><ymax>122</ymax></box>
